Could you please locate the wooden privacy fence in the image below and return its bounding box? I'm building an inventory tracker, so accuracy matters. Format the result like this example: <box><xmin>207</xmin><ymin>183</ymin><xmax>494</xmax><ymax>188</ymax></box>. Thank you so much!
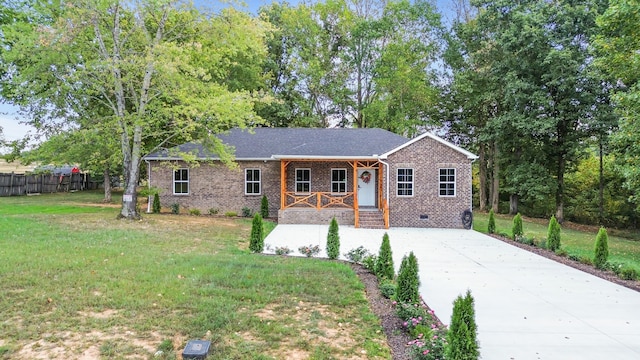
<box><xmin>0</xmin><ymin>173</ymin><xmax>99</xmax><ymax>197</ymax></box>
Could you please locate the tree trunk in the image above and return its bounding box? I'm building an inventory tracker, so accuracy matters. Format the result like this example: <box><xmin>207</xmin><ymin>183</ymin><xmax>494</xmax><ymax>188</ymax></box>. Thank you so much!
<box><xmin>555</xmin><ymin>155</ymin><xmax>565</xmax><ymax>223</ymax></box>
<box><xmin>103</xmin><ymin>168</ymin><xmax>112</xmax><ymax>203</ymax></box>
<box><xmin>490</xmin><ymin>141</ymin><xmax>500</xmax><ymax>213</ymax></box>
<box><xmin>599</xmin><ymin>138</ymin><xmax>605</xmax><ymax>225</ymax></box>
<box><xmin>509</xmin><ymin>194</ymin><xmax>518</xmax><ymax>215</ymax></box>
<box><xmin>478</xmin><ymin>143</ymin><xmax>487</xmax><ymax>211</ymax></box>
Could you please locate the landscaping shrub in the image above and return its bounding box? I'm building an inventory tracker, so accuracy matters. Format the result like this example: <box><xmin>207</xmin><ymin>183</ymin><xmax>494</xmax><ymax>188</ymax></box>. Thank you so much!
<box><xmin>397</xmin><ymin>252</ymin><xmax>420</xmax><ymax>304</ymax></box>
<box><xmin>152</xmin><ymin>193</ymin><xmax>161</xmax><ymax>214</ymax></box>
<box><xmin>189</xmin><ymin>208</ymin><xmax>201</xmax><ymax>216</ymax></box>
<box><xmin>261</xmin><ymin>195</ymin><xmax>269</xmax><ymax>219</ymax></box>
<box><xmin>379</xmin><ymin>280</ymin><xmax>396</xmax><ymax>299</ymax></box>
<box><xmin>344</xmin><ymin>246</ymin><xmax>372</xmax><ymax>264</ymax></box>
<box><xmin>326</xmin><ymin>217</ymin><xmax>340</xmax><ymax>260</ymax></box>
<box><xmin>249</xmin><ymin>214</ymin><xmax>264</xmax><ymax>253</ymax></box>
<box><xmin>170</xmin><ymin>203</ymin><xmax>180</xmax><ymax>214</ymax></box>
<box><xmin>242</xmin><ymin>207</ymin><xmax>252</xmax><ymax>217</ymax></box>
<box><xmin>512</xmin><ymin>213</ymin><xmax>523</xmax><ymax>240</ymax></box>
<box><xmin>487</xmin><ymin>209</ymin><xmax>496</xmax><ymax>234</ymax></box>
<box><xmin>619</xmin><ymin>266</ymin><xmax>639</xmax><ymax>281</ymax></box>
<box><xmin>362</xmin><ymin>254</ymin><xmax>378</xmax><ymax>272</ymax></box>
<box><xmin>224</xmin><ymin>211</ymin><xmax>237</xmax><ymax>217</ymax></box>
<box><xmin>547</xmin><ymin>215</ymin><xmax>561</xmax><ymax>252</ymax></box>
<box><xmin>275</xmin><ymin>246</ymin><xmax>292</xmax><ymax>256</ymax></box>
<box><xmin>446</xmin><ymin>290</ymin><xmax>479</xmax><ymax>360</ymax></box>
<box><xmin>298</xmin><ymin>244</ymin><xmax>320</xmax><ymax>257</ymax></box>
<box><xmin>514</xmin><ymin>235</ymin><xmax>534</xmax><ymax>246</ymax></box>
<box><xmin>208</xmin><ymin>208</ymin><xmax>219</xmax><ymax>215</ymax></box>
<box><xmin>376</xmin><ymin>233</ymin><xmax>395</xmax><ymax>280</ymax></box>
<box><xmin>594</xmin><ymin>227</ymin><xmax>609</xmax><ymax>270</ymax></box>
<box><xmin>555</xmin><ymin>248</ymin><xmax>568</xmax><ymax>257</ymax></box>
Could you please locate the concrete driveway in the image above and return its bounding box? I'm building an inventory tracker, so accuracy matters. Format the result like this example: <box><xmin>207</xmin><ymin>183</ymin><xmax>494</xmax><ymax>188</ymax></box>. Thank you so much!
<box><xmin>264</xmin><ymin>225</ymin><xmax>640</xmax><ymax>360</ymax></box>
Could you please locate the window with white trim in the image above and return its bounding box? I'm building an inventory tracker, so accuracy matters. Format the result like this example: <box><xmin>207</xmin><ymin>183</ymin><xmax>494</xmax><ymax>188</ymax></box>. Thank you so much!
<box><xmin>245</xmin><ymin>169</ymin><xmax>261</xmax><ymax>195</ymax></box>
<box><xmin>331</xmin><ymin>168</ymin><xmax>347</xmax><ymax>194</ymax></box>
<box><xmin>173</xmin><ymin>168</ymin><xmax>189</xmax><ymax>195</ymax></box>
<box><xmin>397</xmin><ymin>168</ymin><xmax>413</xmax><ymax>196</ymax></box>
<box><xmin>439</xmin><ymin>168</ymin><xmax>456</xmax><ymax>197</ymax></box>
<box><xmin>295</xmin><ymin>168</ymin><xmax>311</xmax><ymax>193</ymax></box>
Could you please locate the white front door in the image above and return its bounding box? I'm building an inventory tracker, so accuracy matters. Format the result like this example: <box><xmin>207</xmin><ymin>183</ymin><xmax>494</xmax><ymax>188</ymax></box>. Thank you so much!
<box><xmin>357</xmin><ymin>169</ymin><xmax>376</xmax><ymax>207</ymax></box>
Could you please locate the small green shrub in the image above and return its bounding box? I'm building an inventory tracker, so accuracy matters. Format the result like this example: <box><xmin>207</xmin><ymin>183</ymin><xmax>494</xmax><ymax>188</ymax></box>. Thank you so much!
<box><xmin>512</xmin><ymin>213</ymin><xmax>523</xmax><ymax>240</ymax></box>
<box><xmin>326</xmin><ymin>217</ymin><xmax>340</xmax><ymax>260</ymax></box>
<box><xmin>249</xmin><ymin>214</ymin><xmax>264</xmax><ymax>253</ymax></box>
<box><xmin>395</xmin><ymin>301</ymin><xmax>429</xmax><ymax>322</ymax></box>
<box><xmin>170</xmin><ymin>203</ymin><xmax>180</xmax><ymax>214</ymax></box>
<box><xmin>594</xmin><ymin>227</ymin><xmax>609</xmax><ymax>270</ymax></box>
<box><xmin>224</xmin><ymin>211</ymin><xmax>237</xmax><ymax>217</ymax></box>
<box><xmin>242</xmin><ymin>207</ymin><xmax>253</xmax><ymax>217</ymax></box>
<box><xmin>189</xmin><ymin>208</ymin><xmax>201</xmax><ymax>216</ymax></box>
<box><xmin>298</xmin><ymin>244</ymin><xmax>321</xmax><ymax>257</ymax></box>
<box><xmin>379</xmin><ymin>280</ymin><xmax>396</xmax><ymax>299</ymax></box>
<box><xmin>344</xmin><ymin>246</ymin><xmax>372</xmax><ymax>264</ymax></box>
<box><xmin>275</xmin><ymin>246</ymin><xmax>292</xmax><ymax>255</ymax></box>
<box><xmin>362</xmin><ymin>254</ymin><xmax>378</xmax><ymax>273</ymax></box>
<box><xmin>376</xmin><ymin>233</ymin><xmax>395</xmax><ymax>280</ymax></box>
<box><xmin>515</xmin><ymin>235</ymin><xmax>534</xmax><ymax>246</ymax></box>
<box><xmin>568</xmin><ymin>254</ymin><xmax>581</xmax><ymax>262</ymax></box>
<box><xmin>208</xmin><ymin>208</ymin><xmax>219</xmax><ymax>215</ymax></box>
<box><xmin>547</xmin><ymin>215</ymin><xmax>561</xmax><ymax>252</ymax></box>
<box><xmin>619</xmin><ymin>266</ymin><xmax>639</xmax><ymax>281</ymax></box>
<box><xmin>260</xmin><ymin>195</ymin><xmax>269</xmax><ymax>218</ymax></box>
<box><xmin>446</xmin><ymin>290</ymin><xmax>479</xmax><ymax>360</ymax></box>
<box><xmin>487</xmin><ymin>209</ymin><xmax>496</xmax><ymax>234</ymax></box>
<box><xmin>497</xmin><ymin>231</ymin><xmax>510</xmax><ymax>238</ymax></box>
<box><xmin>579</xmin><ymin>256</ymin><xmax>593</xmax><ymax>266</ymax></box>
<box><xmin>555</xmin><ymin>248</ymin><xmax>568</xmax><ymax>257</ymax></box>
<box><xmin>152</xmin><ymin>193</ymin><xmax>161</xmax><ymax>214</ymax></box>
<box><xmin>396</xmin><ymin>252</ymin><xmax>420</xmax><ymax>305</ymax></box>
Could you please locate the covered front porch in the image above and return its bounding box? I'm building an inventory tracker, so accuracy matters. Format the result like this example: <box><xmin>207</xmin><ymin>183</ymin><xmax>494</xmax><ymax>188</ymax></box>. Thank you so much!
<box><xmin>276</xmin><ymin>159</ymin><xmax>389</xmax><ymax>228</ymax></box>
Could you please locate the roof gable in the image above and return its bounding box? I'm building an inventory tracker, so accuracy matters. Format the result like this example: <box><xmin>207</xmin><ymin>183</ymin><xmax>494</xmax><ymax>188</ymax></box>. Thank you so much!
<box><xmin>381</xmin><ymin>132</ymin><xmax>478</xmax><ymax>160</ymax></box>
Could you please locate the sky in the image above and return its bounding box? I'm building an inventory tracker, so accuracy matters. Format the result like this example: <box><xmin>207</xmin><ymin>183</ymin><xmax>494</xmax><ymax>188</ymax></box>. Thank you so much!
<box><xmin>0</xmin><ymin>0</ymin><xmax>456</xmax><ymax>143</ymax></box>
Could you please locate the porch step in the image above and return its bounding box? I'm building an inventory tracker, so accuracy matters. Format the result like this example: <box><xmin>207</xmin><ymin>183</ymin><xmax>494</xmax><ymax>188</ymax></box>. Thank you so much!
<box><xmin>358</xmin><ymin>210</ymin><xmax>386</xmax><ymax>229</ymax></box>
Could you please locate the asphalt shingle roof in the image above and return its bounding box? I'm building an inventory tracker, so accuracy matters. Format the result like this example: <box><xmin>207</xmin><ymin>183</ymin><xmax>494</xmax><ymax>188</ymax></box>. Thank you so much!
<box><xmin>145</xmin><ymin>128</ymin><xmax>410</xmax><ymax>160</ymax></box>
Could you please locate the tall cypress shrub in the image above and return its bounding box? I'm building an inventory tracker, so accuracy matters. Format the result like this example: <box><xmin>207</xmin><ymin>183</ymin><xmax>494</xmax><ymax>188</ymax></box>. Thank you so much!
<box><xmin>547</xmin><ymin>215</ymin><xmax>561</xmax><ymax>251</ymax></box>
<box><xmin>326</xmin><ymin>217</ymin><xmax>340</xmax><ymax>259</ymax></box>
<box><xmin>249</xmin><ymin>214</ymin><xmax>264</xmax><ymax>253</ymax></box>
<box><xmin>396</xmin><ymin>252</ymin><xmax>420</xmax><ymax>304</ymax></box>
<box><xmin>446</xmin><ymin>290</ymin><xmax>480</xmax><ymax>360</ymax></box>
<box><xmin>375</xmin><ymin>233</ymin><xmax>394</xmax><ymax>280</ymax></box>
<box><xmin>260</xmin><ymin>195</ymin><xmax>269</xmax><ymax>219</ymax></box>
<box><xmin>512</xmin><ymin>213</ymin><xmax>523</xmax><ymax>239</ymax></box>
<box><xmin>152</xmin><ymin>193</ymin><xmax>161</xmax><ymax>214</ymax></box>
<box><xmin>594</xmin><ymin>227</ymin><xmax>609</xmax><ymax>269</ymax></box>
<box><xmin>487</xmin><ymin>209</ymin><xmax>496</xmax><ymax>234</ymax></box>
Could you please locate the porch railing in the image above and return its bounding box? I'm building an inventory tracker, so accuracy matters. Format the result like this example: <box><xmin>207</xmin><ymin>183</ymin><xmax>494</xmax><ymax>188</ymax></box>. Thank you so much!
<box><xmin>283</xmin><ymin>192</ymin><xmax>354</xmax><ymax>209</ymax></box>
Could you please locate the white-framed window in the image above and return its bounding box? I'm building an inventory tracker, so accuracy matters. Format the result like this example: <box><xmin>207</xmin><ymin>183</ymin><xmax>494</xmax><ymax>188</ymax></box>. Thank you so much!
<box><xmin>331</xmin><ymin>168</ymin><xmax>347</xmax><ymax>194</ymax></box>
<box><xmin>173</xmin><ymin>168</ymin><xmax>189</xmax><ymax>195</ymax></box>
<box><xmin>397</xmin><ymin>168</ymin><xmax>413</xmax><ymax>197</ymax></box>
<box><xmin>295</xmin><ymin>168</ymin><xmax>311</xmax><ymax>194</ymax></box>
<box><xmin>245</xmin><ymin>169</ymin><xmax>261</xmax><ymax>195</ymax></box>
<box><xmin>439</xmin><ymin>168</ymin><xmax>456</xmax><ymax>197</ymax></box>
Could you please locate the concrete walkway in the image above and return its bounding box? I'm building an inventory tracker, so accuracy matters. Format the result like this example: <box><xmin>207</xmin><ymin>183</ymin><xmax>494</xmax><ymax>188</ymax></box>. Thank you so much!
<box><xmin>264</xmin><ymin>225</ymin><xmax>640</xmax><ymax>360</ymax></box>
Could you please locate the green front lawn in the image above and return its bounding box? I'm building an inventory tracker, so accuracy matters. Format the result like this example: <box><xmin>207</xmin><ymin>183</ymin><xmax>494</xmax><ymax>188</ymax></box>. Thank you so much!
<box><xmin>0</xmin><ymin>191</ymin><xmax>389</xmax><ymax>359</ymax></box>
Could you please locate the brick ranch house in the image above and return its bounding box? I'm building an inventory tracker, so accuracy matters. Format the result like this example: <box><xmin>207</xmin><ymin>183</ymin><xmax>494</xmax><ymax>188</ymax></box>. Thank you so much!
<box><xmin>144</xmin><ymin>127</ymin><xmax>477</xmax><ymax>229</ymax></box>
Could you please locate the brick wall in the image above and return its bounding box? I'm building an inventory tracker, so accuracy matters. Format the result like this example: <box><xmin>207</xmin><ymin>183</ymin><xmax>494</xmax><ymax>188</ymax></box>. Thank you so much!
<box><xmin>386</xmin><ymin>137</ymin><xmax>473</xmax><ymax>229</ymax></box>
<box><xmin>149</xmin><ymin>160</ymin><xmax>281</xmax><ymax>216</ymax></box>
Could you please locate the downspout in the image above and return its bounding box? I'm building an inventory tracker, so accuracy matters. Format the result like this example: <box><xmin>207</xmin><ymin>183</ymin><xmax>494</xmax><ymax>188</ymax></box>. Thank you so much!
<box><xmin>470</xmin><ymin>157</ymin><xmax>477</xmax><ymax>216</ymax></box>
<box><xmin>145</xmin><ymin>160</ymin><xmax>152</xmax><ymax>213</ymax></box>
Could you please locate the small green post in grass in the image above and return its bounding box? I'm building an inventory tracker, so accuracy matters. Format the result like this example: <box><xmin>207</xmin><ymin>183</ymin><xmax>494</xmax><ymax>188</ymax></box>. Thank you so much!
<box><xmin>249</xmin><ymin>213</ymin><xmax>264</xmax><ymax>253</ymax></box>
<box><xmin>547</xmin><ymin>215</ymin><xmax>561</xmax><ymax>252</ymax></box>
<box><xmin>326</xmin><ymin>217</ymin><xmax>340</xmax><ymax>259</ymax></box>
<box><xmin>594</xmin><ymin>227</ymin><xmax>609</xmax><ymax>270</ymax></box>
<box><xmin>396</xmin><ymin>252</ymin><xmax>420</xmax><ymax>304</ymax></box>
<box><xmin>512</xmin><ymin>213</ymin><xmax>523</xmax><ymax>240</ymax></box>
<box><xmin>487</xmin><ymin>209</ymin><xmax>496</xmax><ymax>234</ymax></box>
<box><xmin>376</xmin><ymin>233</ymin><xmax>394</xmax><ymax>280</ymax></box>
<box><xmin>446</xmin><ymin>290</ymin><xmax>480</xmax><ymax>360</ymax></box>
<box><xmin>261</xmin><ymin>195</ymin><xmax>269</xmax><ymax>219</ymax></box>
<box><xmin>152</xmin><ymin>193</ymin><xmax>161</xmax><ymax>214</ymax></box>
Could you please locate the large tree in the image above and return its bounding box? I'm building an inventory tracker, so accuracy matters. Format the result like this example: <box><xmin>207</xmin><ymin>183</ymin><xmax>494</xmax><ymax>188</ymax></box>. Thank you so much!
<box><xmin>0</xmin><ymin>1</ymin><xmax>270</xmax><ymax>219</ymax></box>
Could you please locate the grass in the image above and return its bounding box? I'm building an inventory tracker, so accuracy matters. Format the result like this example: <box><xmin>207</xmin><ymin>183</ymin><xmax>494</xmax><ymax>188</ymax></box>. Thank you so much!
<box><xmin>474</xmin><ymin>211</ymin><xmax>640</xmax><ymax>272</ymax></box>
<box><xmin>0</xmin><ymin>191</ymin><xmax>389</xmax><ymax>359</ymax></box>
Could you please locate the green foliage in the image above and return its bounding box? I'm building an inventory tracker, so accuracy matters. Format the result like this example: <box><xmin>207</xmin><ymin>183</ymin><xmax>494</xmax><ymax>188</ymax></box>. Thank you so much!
<box><xmin>326</xmin><ymin>217</ymin><xmax>340</xmax><ymax>260</ymax></box>
<box><xmin>618</xmin><ymin>266</ymin><xmax>639</xmax><ymax>281</ymax></box>
<box><xmin>594</xmin><ymin>227</ymin><xmax>609</xmax><ymax>269</ymax></box>
<box><xmin>170</xmin><ymin>203</ymin><xmax>180</xmax><ymax>215</ymax></box>
<box><xmin>378</xmin><ymin>281</ymin><xmax>396</xmax><ymax>299</ymax></box>
<box><xmin>555</xmin><ymin>248</ymin><xmax>568</xmax><ymax>257</ymax></box>
<box><xmin>362</xmin><ymin>254</ymin><xmax>378</xmax><ymax>273</ymax></box>
<box><xmin>396</xmin><ymin>252</ymin><xmax>420</xmax><ymax>305</ymax></box>
<box><xmin>225</xmin><ymin>211</ymin><xmax>237</xmax><ymax>217</ymax></box>
<box><xmin>298</xmin><ymin>244</ymin><xmax>320</xmax><ymax>258</ymax></box>
<box><xmin>274</xmin><ymin>246</ymin><xmax>292</xmax><ymax>256</ymax></box>
<box><xmin>512</xmin><ymin>213</ymin><xmax>523</xmax><ymax>239</ymax></box>
<box><xmin>249</xmin><ymin>214</ymin><xmax>264</xmax><ymax>253</ymax></box>
<box><xmin>260</xmin><ymin>195</ymin><xmax>269</xmax><ymax>219</ymax></box>
<box><xmin>189</xmin><ymin>209</ymin><xmax>201</xmax><ymax>216</ymax></box>
<box><xmin>446</xmin><ymin>290</ymin><xmax>479</xmax><ymax>360</ymax></box>
<box><xmin>242</xmin><ymin>207</ymin><xmax>253</xmax><ymax>217</ymax></box>
<box><xmin>344</xmin><ymin>246</ymin><xmax>373</xmax><ymax>264</ymax></box>
<box><xmin>375</xmin><ymin>233</ymin><xmax>395</xmax><ymax>280</ymax></box>
<box><xmin>208</xmin><ymin>208</ymin><xmax>219</xmax><ymax>215</ymax></box>
<box><xmin>487</xmin><ymin>209</ymin><xmax>496</xmax><ymax>234</ymax></box>
<box><xmin>152</xmin><ymin>193</ymin><xmax>161</xmax><ymax>214</ymax></box>
<box><xmin>547</xmin><ymin>215</ymin><xmax>561</xmax><ymax>252</ymax></box>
